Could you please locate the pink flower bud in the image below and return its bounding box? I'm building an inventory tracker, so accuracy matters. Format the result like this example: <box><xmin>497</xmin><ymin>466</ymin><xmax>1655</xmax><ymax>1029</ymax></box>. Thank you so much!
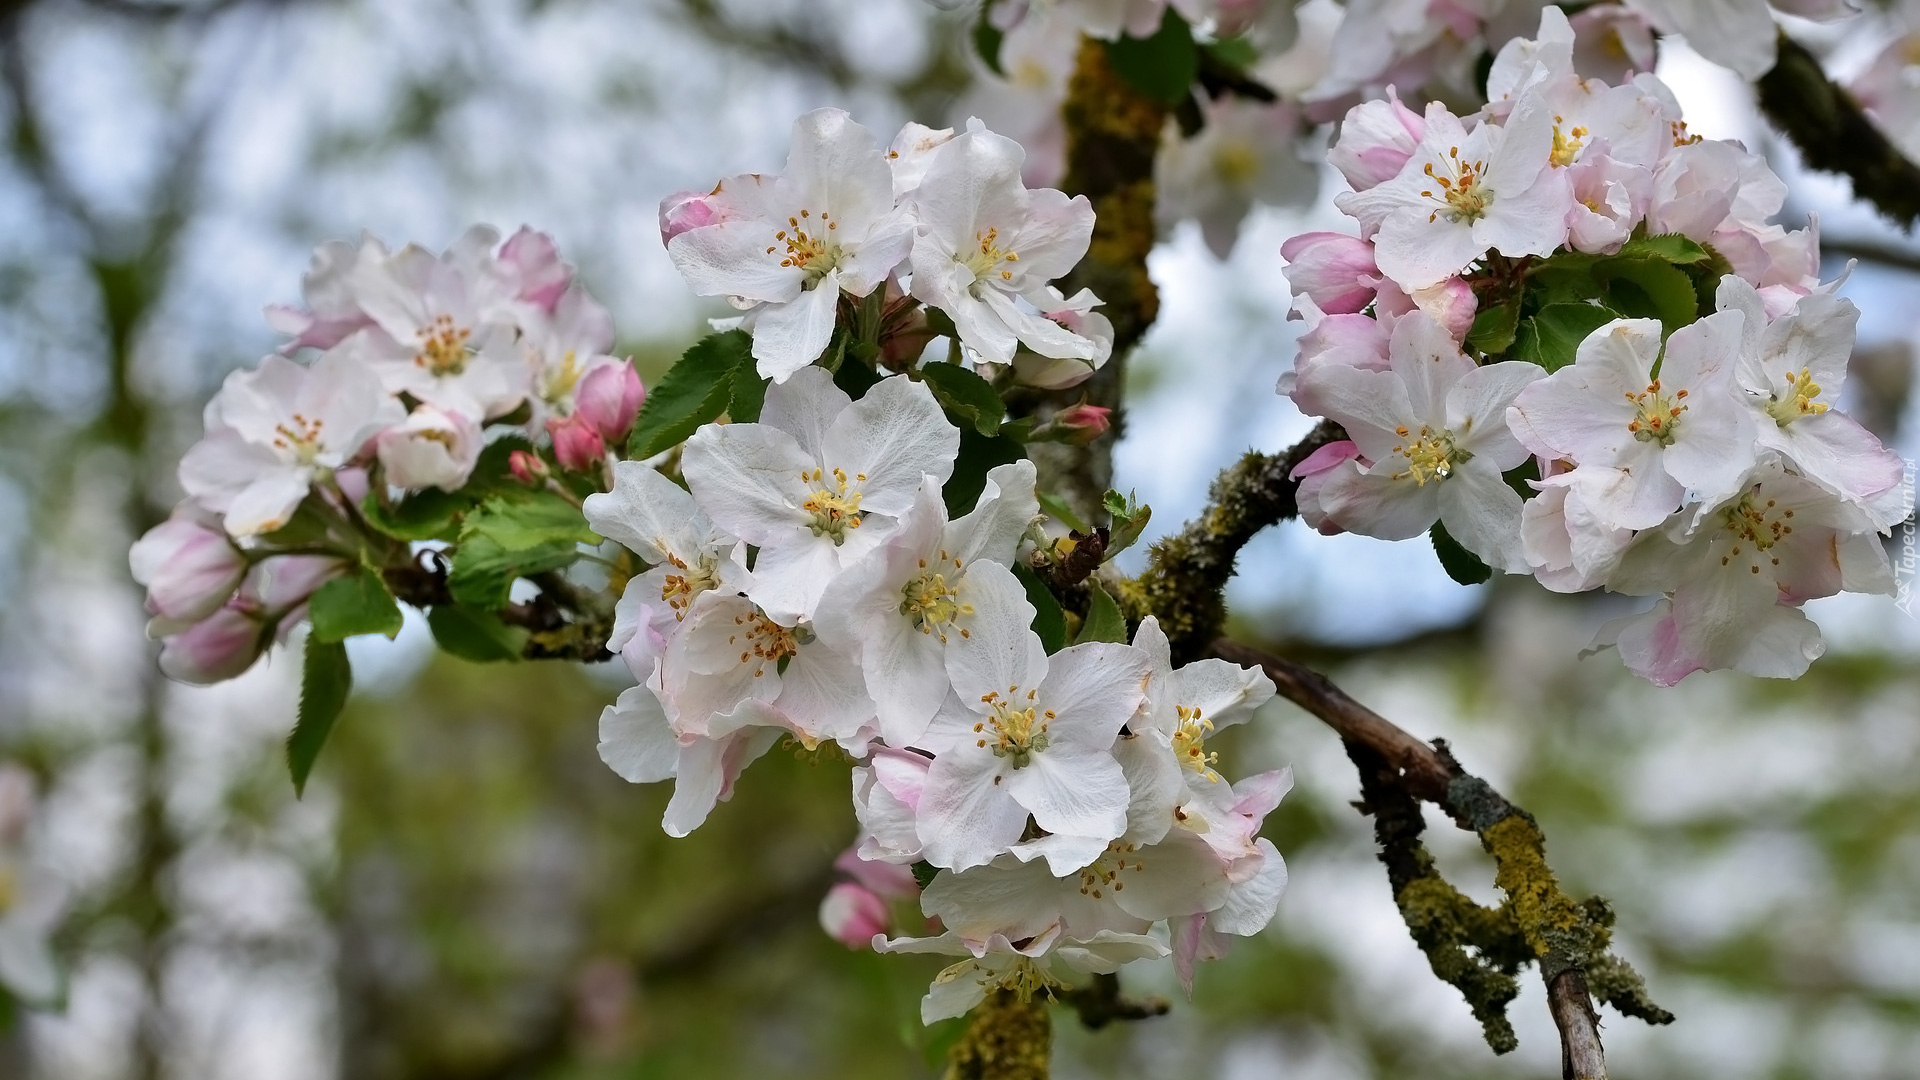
<box><xmin>1054</xmin><ymin>403</ymin><xmax>1112</xmax><ymax>445</ymax></box>
<box><xmin>547</xmin><ymin>413</ymin><xmax>606</xmax><ymax>472</ymax></box>
<box><xmin>157</xmin><ymin>605</ymin><xmax>270</xmax><ymax>685</ymax></box>
<box><xmin>833</xmin><ymin>848</ymin><xmax>919</xmax><ymax>901</ymax></box>
<box><xmin>509</xmin><ymin>450</ymin><xmax>549</xmax><ymax>486</ymax></box>
<box><xmin>1408</xmin><ymin>277</ymin><xmax>1477</xmax><ymax>342</ymax></box>
<box><xmin>130</xmin><ymin>509</ymin><xmax>246</xmax><ymax>626</ymax></box>
<box><xmin>249</xmin><ymin>555</ymin><xmax>350</xmax><ymax>613</ymax></box>
<box><xmin>575</xmin><ymin>360</ymin><xmax>645</xmax><ymax>442</ymax></box>
<box><xmin>1328</xmin><ymin>91</ymin><xmax>1425</xmax><ymax>193</ymax></box>
<box><xmin>659</xmin><ymin>189</ymin><xmax>722</xmax><ymax>246</ymax></box>
<box><xmin>498</xmin><ymin>227</ymin><xmax>571</xmax><ymax>313</ymax></box>
<box><xmin>1289</xmin><ymin>440</ymin><xmax>1363</xmax><ymax>536</ymax></box>
<box><xmin>818</xmin><ymin>882</ymin><xmax>891</xmax><ymax>950</ymax></box>
<box><xmin>1280</xmin><ymin>232</ymin><xmax>1380</xmax><ymax>316</ymax></box>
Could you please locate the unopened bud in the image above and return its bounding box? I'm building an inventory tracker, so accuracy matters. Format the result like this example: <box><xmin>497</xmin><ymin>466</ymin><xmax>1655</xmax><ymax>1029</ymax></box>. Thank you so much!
<box><xmin>509</xmin><ymin>449</ymin><xmax>550</xmax><ymax>486</ymax></box>
<box><xmin>129</xmin><ymin>508</ymin><xmax>246</xmax><ymax>626</ymax></box>
<box><xmin>1053</xmin><ymin>403</ymin><xmax>1112</xmax><ymax>445</ymax></box>
<box><xmin>818</xmin><ymin>882</ymin><xmax>891</xmax><ymax>950</ymax></box>
<box><xmin>575</xmin><ymin>360</ymin><xmax>645</xmax><ymax>442</ymax></box>
<box><xmin>547</xmin><ymin>414</ymin><xmax>606</xmax><ymax>472</ymax></box>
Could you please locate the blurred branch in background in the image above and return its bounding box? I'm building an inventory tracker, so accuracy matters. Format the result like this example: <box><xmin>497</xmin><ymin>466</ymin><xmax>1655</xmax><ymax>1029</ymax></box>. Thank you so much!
<box><xmin>1757</xmin><ymin>32</ymin><xmax>1920</xmax><ymax>229</ymax></box>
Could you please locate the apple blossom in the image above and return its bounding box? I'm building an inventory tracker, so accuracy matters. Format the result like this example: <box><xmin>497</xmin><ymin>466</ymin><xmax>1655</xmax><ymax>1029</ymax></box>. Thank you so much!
<box><xmin>546</xmin><ymin>413</ymin><xmax>606</xmax><ymax>472</ymax></box>
<box><xmin>129</xmin><ymin>505</ymin><xmax>246</xmax><ymax>626</ymax></box>
<box><xmin>597</xmin><ymin>680</ymin><xmax>784</xmax><ymax>838</ymax></box>
<box><xmin>574</xmin><ymin>359</ymin><xmax>645</xmax><ymax>442</ymax></box>
<box><xmin>874</xmin><ymin>926</ymin><xmax>1166</xmax><ymax>1024</ymax></box>
<box><xmin>1155</xmin><ymin>95</ymin><xmax>1318</xmax><ymax>259</ymax></box>
<box><xmin>377</xmin><ymin>404</ymin><xmax>482</xmax><ymax>491</ymax></box>
<box><xmin>665</xmin><ymin>108</ymin><xmax>916</xmax><ymax>381</ymax></box>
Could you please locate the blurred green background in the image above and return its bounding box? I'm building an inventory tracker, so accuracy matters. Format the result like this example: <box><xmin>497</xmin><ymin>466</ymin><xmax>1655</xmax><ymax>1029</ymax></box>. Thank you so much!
<box><xmin>1</xmin><ymin>1</ymin><xmax>1918</xmax><ymax>1077</ymax></box>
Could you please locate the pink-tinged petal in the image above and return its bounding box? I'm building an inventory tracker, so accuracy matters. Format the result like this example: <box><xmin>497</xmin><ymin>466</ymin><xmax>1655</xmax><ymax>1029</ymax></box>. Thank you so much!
<box><xmin>918</xmin><ymin>752</ymin><xmax>1033</xmax><ymax>872</ymax></box>
<box><xmin>1474</xmin><ymin>167</ymin><xmax>1574</xmax><ymax>260</ymax></box>
<box><xmin>1388</xmin><ymin>312</ymin><xmax>1475</xmax><ymax>426</ymax></box>
<box><xmin>130</xmin><ymin>511</ymin><xmax>246</xmax><ymax>624</ymax></box>
<box><xmin>1303</xmin><ymin>364</ymin><xmax>1414</xmax><ymax>462</ymax></box>
<box><xmin>1660</xmin><ymin>392</ymin><xmax>1755</xmax><ymax>506</ymax></box>
<box><xmin>498</xmin><ymin>226</ymin><xmax>571</xmax><ymax>312</ymax></box>
<box><xmin>667</xmin><ymin>220</ymin><xmax>804</xmax><ymax>304</ymax></box>
<box><xmin>1315</xmin><ymin>463</ymin><xmax>1443</xmax><ymax>541</ymax></box>
<box><xmin>1003</xmin><ymin>746</ymin><xmax>1128</xmax><ymax>851</ymax></box>
<box><xmin>750</xmin><ymin>271</ymin><xmax>843</xmax><ymax>382</ymax></box>
<box><xmin>819</xmin><ymin>882</ymin><xmax>892</xmax><ymax>949</ymax></box>
<box><xmin>1206</xmin><ymin>838</ymin><xmax>1289</xmax><ymax>936</ymax></box>
<box><xmin>773</xmin><ymin>638</ymin><xmax>877</xmax><ymax>750</ymax></box>
<box><xmin>1281</xmin><ymin>231</ymin><xmax>1379</xmax><ymax>315</ymax></box>
<box><xmin>1371</xmin><ymin>209</ymin><xmax>1487</xmax><ymax>291</ymax></box>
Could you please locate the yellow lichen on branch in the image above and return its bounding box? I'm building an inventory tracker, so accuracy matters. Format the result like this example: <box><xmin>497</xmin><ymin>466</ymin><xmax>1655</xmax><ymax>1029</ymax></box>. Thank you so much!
<box><xmin>944</xmin><ymin>990</ymin><xmax>1052</xmax><ymax>1080</ymax></box>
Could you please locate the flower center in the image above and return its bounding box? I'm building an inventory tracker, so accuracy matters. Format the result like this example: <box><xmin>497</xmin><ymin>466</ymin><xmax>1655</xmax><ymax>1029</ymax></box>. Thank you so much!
<box><xmin>900</xmin><ymin>549</ymin><xmax>975</xmax><ymax>643</ymax></box>
<box><xmin>1390</xmin><ymin>424</ymin><xmax>1469</xmax><ymax>485</ymax></box>
<box><xmin>1669</xmin><ymin>120</ymin><xmax>1702</xmax><ymax>148</ymax></box>
<box><xmin>660</xmin><ymin>553</ymin><xmax>723</xmax><ymax>618</ymax></box>
<box><xmin>973</xmin><ymin>687</ymin><xmax>1052</xmax><ymax>769</ymax></box>
<box><xmin>766</xmin><ymin>209</ymin><xmax>839</xmax><ymax>284</ymax></box>
<box><xmin>1077</xmin><ymin>840</ymin><xmax>1144</xmax><ymax>900</ymax></box>
<box><xmin>1550</xmin><ymin>117</ymin><xmax>1589</xmax><ymax>167</ymax></box>
<box><xmin>415</xmin><ymin>314</ymin><xmax>473</xmax><ymax>376</ymax></box>
<box><xmin>724</xmin><ymin>609</ymin><xmax>799</xmax><ymax>676</ymax></box>
<box><xmin>962</xmin><ymin>226</ymin><xmax>1021</xmax><ymax>284</ymax></box>
<box><xmin>1421</xmin><ymin>147</ymin><xmax>1492</xmax><ymax>224</ymax></box>
<box><xmin>1171</xmin><ymin>705</ymin><xmax>1221</xmax><ymax>783</ymax></box>
<box><xmin>1625</xmin><ymin>378</ymin><xmax>1687</xmax><ymax>446</ymax></box>
<box><xmin>539</xmin><ymin>350</ymin><xmax>583</xmax><ymax>406</ymax></box>
<box><xmin>934</xmin><ymin>955</ymin><xmax>1066</xmax><ymax>1004</ymax></box>
<box><xmin>800</xmin><ymin>466</ymin><xmax>866</xmax><ymax>545</ymax></box>
<box><xmin>272</xmin><ymin>412</ymin><xmax>326</xmax><ymax>463</ymax></box>
<box><xmin>1764</xmin><ymin>367</ymin><xmax>1829</xmax><ymax>427</ymax></box>
<box><xmin>1719</xmin><ymin>492</ymin><xmax>1796</xmax><ymax>576</ymax></box>
<box><xmin>1214</xmin><ymin>141</ymin><xmax>1261</xmax><ymax>186</ymax></box>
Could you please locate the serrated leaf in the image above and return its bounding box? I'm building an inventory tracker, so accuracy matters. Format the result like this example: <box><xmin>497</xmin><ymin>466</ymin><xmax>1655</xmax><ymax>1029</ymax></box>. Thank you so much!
<box><xmin>943</xmin><ymin>428</ymin><xmax>1025</xmax><ymax>519</ymax></box>
<box><xmin>729</xmin><ymin>352</ymin><xmax>768</xmax><ymax>423</ymax></box>
<box><xmin>361</xmin><ymin>488</ymin><xmax>468</xmax><ymax>542</ymax></box>
<box><xmin>1466</xmin><ymin>297</ymin><xmax>1521</xmax><ymax>357</ymax></box>
<box><xmin>1037</xmin><ymin>492</ymin><xmax>1089</xmax><ymax>534</ymax></box>
<box><xmin>920</xmin><ymin>362</ymin><xmax>1005</xmax><ymax>436</ymax></box>
<box><xmin>1104</xmin><ymin>7</ymin><xmax>1198</xmax><ymax>105</ymax></box>
<box><xmin>308</xmin><ymin>567</ymin><xmax>404</xmax><ymax>643</ymax></box>
<box><xmin>447</xmin><ymin>536</ymin><xmax>578</xmax><ymax>609</ymax></box>
<box><xmin>1103</xmin><ymin>489</ymin><xmax>1152</xmax><ymax>556</ymax></box>
<box><xmin>911</xmin><ymin>859</ymin><xmax>939</xmax><ymax>890</ymax></box>
<box><xmin>446</xmin><ymin>493</ymin><xmax>594</xmax><ymax>608</ymax></box>
<box><xmin>1012</xmin><ymin>561</ymin><xmax>1068</xmax><ymax>654</ymax></box>
<box><xmin>1511</xmin><ymin>302</ymin><xmax>1623</xmax><ymax>373</ymax></box>
<box><xmin>1075</xmin><ymin>580</ymin><xmax>1128</xmax><ymax>645</ymax></box>
<box><xmin>1430</xmin><ymin>520</ymin><xmax>1492</xmax><ymax>586</ymax></box>
<box><xmin>466</xmin><ymin>492</ymin><xmax>599</xmax><ymax>551</ymax></box>
<box><xmin>1616</xmin><ymin>233</ymin><xmax>1710</xmax><ymax>265</ymax></box>
<box><xmin>626</xmin><ymin>330</ymin><xmax>748</xmax><ymax>459</ymax></box>
<box><xmin>427</xmin><ymin>604</ymin><xmax>528</xmax><ymax>662</ymax></box>
<box><xmin>288</xmin><ymin>638</ymin><xmax>351</xmax><ymax>797</ymax></box>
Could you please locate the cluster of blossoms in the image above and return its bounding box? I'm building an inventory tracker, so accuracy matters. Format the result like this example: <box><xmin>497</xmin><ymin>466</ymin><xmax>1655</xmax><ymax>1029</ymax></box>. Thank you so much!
<box><xmin>130</xmin><ymin>226</ymin><xmax>645</xmax><ymax>684</ymax></box>
<box><xmin>1281</xmin><ymin>8</ymin><xmax>1907</xmax><ymax>684</ymax></box>
<box><xmin>659</xmin><ymin>108</ymin><xmax>1114</xmax><ymax>391</ymax></box>
<box><xmin>587</xmin><ymin>374</ymin><xmax>1289</xmax><ymax>1020</ymax></box>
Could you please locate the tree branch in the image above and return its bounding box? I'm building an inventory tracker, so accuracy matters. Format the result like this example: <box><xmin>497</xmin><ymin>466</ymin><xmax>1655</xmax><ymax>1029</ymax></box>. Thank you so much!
<box><xmin>1756</xmin><ymin>32</ymin><xmax>1920</xmax><ymax>229</ymax></box>
<box><xmin>1213</xmin><ymin>639</ymin><xmax>1673</xmax><ymax>1077</ymax></box>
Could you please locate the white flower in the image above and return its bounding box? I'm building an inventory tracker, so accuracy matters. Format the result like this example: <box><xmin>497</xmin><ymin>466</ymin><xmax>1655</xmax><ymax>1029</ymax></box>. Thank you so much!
<box><xmin>812</xmin><ymin>462</ymin><xmax>1039</xmax><ymax>748</ymax></box>
<box><xmin>520</xmin><ymin>282</ymin><xmax>619</xmax><ymax>426</ymax></box>
<box><xmin>1154</xmin><ymin>96</ymin><xmax>1318</xmax><ymax>259</ymax></box>
<box><xmin>179</xmin><ymin>346</ymin><xmax>404</xmax><ymax>536</ymax></box>
<box><xmin>853</xmin><ymin>748</ymin><xmax>931</xmax><ymax>864</ymax></box>
<box><xmin>1717</xmin><ymin>278</ymin><xmax>1907</xmax><ymax>526</ymax></box>
<box><xmin>914</xmin><ymin>638</ymin><xmax>1151</xmax><ymax>875</ymax></box>
<box><xmin>1508</xmin><ymin>314</ymin><xmax>1756</xmax><ymax>530</ymax></box>
<box><xmin>1296</xmin><ymin>312</ymin><xmax>1544</xmax><ymax>572</ymax></box>
<box><xmin>667</xmin><ymin>108</ymin><xmax>916</xmax><ymax>382</ymax></box>
<box><xmin>1337</xmin><ymin>89</ymin><xmax>1575</xmax><ymax>290</ymax></box>
<box><xmin>597</xmin><ymin>681</ymin><xmax>784</xmax><ymax>838</ymax></box>
<box><xmin>681</xmin><ymin>368</ymin><xmax>959</xmax><ymax>624</ymax></box>
<box><xmin>376</xmin><ymin>404</ymin><xmax>482</xmax><ymax>491</ymax></box>
<box><xmin>583</xmin><ymin>460</ymin><xmax>749</xmax><ymax>678</ymax></box>
<box><xmin>909</xmin><ymin>120</ymin><xmax>1105</xmax><ymax>365</ymax></box>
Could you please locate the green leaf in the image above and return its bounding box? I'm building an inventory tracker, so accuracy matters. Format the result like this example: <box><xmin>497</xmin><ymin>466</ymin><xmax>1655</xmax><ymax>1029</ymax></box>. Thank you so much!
<box><xmin>1104</xmin><ymin>7</ymin><xmax>1198</xmax><ymax>105</ymax></box>
<box><xmin>1510</xmin><ymin>302</ymin><xmax>1623</xmax><ymax>373</ymax></box>
<box><xmin>360</xmin><ymin>488</ymin><xmax>467</xmax><ymax>542</ymax></box>
<box><xmin>919</xmin><ymin>362</ymin><xmax>1006</xmax><ymax>436</ymax></box>
<box><xmin>1075</xmin><ymin>580</ymin><xmax>1128</xmax><ymax>645</ymax></box>
<box><xmin>256</xmin><ymin>493</ymin><xmax>339</xmax><ymax>550</ymax></box>
<box><xmin>288</xmin><ymin>638</ymin><xmax>351</xmax><ymax>797</ymax></box>
<box><xmin>626</xmin><ymin>330</ymin><xmax>750</xmax><ymax>459</ymax></box>
<box><xmin>427</xmin><ymin>605</ymin><xmax>528</xmax><ymax>662</ymax></box>
<box><xmin>307</xmin><ymin>567</ymin><xmax>404</xmax><ymax>643</ymax></box>
<box><xmin>1466</xmin><ymin>297</ymin><xmax>1521</xmax><ymax>357</ymax></box>
<box><xmin>972</xmin><ymin>7</ymin><xmax>1005</xmax><ymax>77</ymax></box>
<box><xmin>1103</xmin><ymin>489</ymin><xmax>1152</xmax><ymax>556</ymax></box>
<box><xmin>1037</xmin><ymin>491</ymin><xmax>1090</xmax><ymax>534</ymax></box>
<box><xmin>943</xmin><ymin>429</ymin><xmax>1026</xmax><ymax>519</ymax></box>
<box><xmin>1012</xmin><ymin>562</ymin><xmax>1068</xmax><ymax>654</ymax></box>
<box><xmin>729</xmin><ymin>353</ymin><xmax>768</xmax><ymax>424</ymax></box>
<box><xmin>911</xmin><ymin>859</ymin><xmax>940</xmax><ymax>891</ymax></box>
<box><xmin>1594</xmin><ymin>256</ymin><xmax>1699</xmax><ymax>335</ymax></box>
<box><xmin>1430</xmin><ymin>520</ymin><xmax>1492</xmax><ymax>586</ymax></box>
<box><xmin>1202</xmin><ymin>34</ymin><xmax>1258</xmax><ymax>72</ymax></box>
<box><xmin>446</xmin><ymin>493</ymin><xmax>596</xmax><ymax>608</ymax></box>
<box><xmin>1616</xmin><ymin>233</ymin><xmax>1710</xmax><ymax>265</ymax></box>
